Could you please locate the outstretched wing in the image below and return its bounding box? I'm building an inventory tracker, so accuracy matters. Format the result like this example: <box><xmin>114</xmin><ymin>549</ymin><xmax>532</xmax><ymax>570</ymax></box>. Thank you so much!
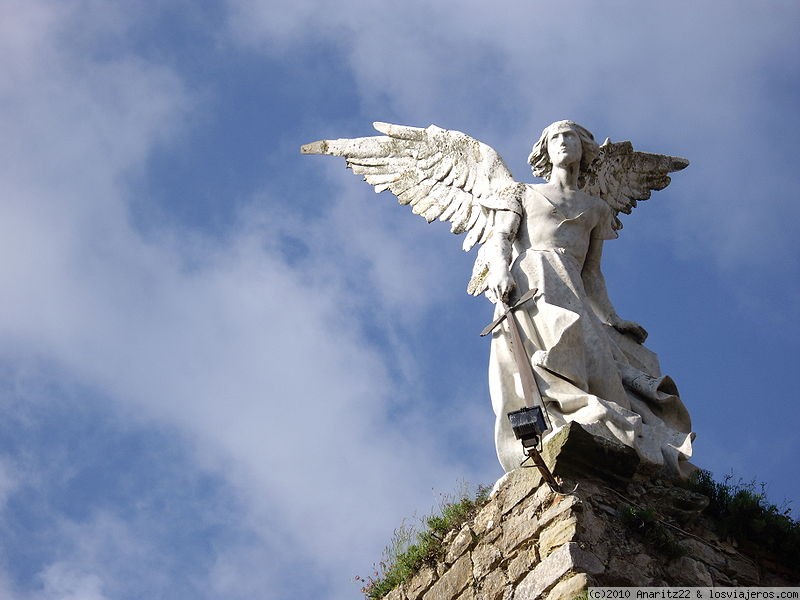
<box><xmin>301</xmin><ymin>122</ymin><xmax>520</xmax><ymax>253</ymax></box>
<box><xmin>582</xmin><ymin>139</ymin><xmax>689</xmax><ymax>231</ymax></box>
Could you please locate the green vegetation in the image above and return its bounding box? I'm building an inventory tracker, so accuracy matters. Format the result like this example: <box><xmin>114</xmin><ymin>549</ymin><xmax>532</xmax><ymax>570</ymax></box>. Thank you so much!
<box><xmin>619</xmin><ymin>504</ymin><xmax>685</xmax><ymax>558</ymax></box>
<box><xmin>688</xmin><ymin>469</ymin><xmax>799</xmax><ymax>557</ymax></box>
<box><xmin>357</xmin><ymin>483</ymin><xmax>490</xmax><ymax>599</ymax></box>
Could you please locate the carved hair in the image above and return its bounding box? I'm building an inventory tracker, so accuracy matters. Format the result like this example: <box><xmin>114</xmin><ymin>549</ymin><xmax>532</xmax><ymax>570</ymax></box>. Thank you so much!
<box><xmin>528</xmin><ymin>120</ymin><xmax>600</xmax><ymax>181</ymax></box>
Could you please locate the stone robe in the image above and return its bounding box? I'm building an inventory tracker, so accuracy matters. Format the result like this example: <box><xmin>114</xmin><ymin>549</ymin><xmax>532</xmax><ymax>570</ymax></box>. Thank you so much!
<box><xmin>489</xmin><ymin>186</ymin><xmax>694</xmax><ymax>477</ymax></box>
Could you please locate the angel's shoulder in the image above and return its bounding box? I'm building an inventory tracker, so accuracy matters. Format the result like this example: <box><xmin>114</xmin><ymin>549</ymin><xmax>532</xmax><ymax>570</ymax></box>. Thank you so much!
<box><xmin>480</xmin><ymin>182</ymin><xmax>526</xmax><ymax>214</ymax></box>
<box><xmin>520</xmin><ymin>182</ymin><xmax>550</xmax><ymax>199</ymax></box>
<box><xmin>583</xmin><ymin>189</ymin><xmax>610</xmax><ymax>211</ymax></box>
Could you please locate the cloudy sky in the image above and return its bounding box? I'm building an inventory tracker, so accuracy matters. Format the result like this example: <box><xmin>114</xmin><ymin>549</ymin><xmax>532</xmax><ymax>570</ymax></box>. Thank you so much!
<box><xmin>0</xmin><ymin>1</ymin><xmax>798</xmax><ymax>598</ymax></box>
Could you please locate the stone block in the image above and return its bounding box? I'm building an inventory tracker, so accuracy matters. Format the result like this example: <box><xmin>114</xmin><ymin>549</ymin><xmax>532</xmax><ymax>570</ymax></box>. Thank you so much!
<box><xmin>456</xmin><ymin>587</ymin><xmax>476</xmax><ymax>600</ymax></box>
<box><xmin>544</xmin><ymin>573</ymin><xmax>588</xmax><ymax>600</ymax></box>
<box><xmin>446</xmin><ymin>525</ymin><xmax>476</xmax><ymax>564</ymax></box>
<box><xmin>666</xmin><ymin>556</ymin><xmax>713</xmax><ymax>586</ymax></box>
<box><xmin>725</xmin><ymin>553</ymin><xmax>760</xmax><ymax>586</ymax></box>
<box><xmin>679</xmin><ymin>538</ymin><xmax>725</xmax><ymax>571</ymax></box>
<box><xmin>498</xmin><ymin>469</ymin><xmax>541</xmax><ymax>515</ymax></box>
<box><xmin>407</xmin><ymin>566</ymin><xmax>436</xmax><ymax>600</ymax></box>
<box><xmin>537</xmin><ymin>494</ymin><xmax>579</xmax><ymax>531</ymax></box>
<box><xmin>473</xmin><ymin>501</ymin><xmax>502</xmax><ymax>536</ymax></box>
<box><xmin>708</xmin><ymin>566</ymin><xmax>735</xmax><ymax>587</ymax></box>
<box><xmin>607</xmin><ymin>555</ymin><xmax>652</xmax><ymax>586</ymax></box>
<box><xmin>575</xmin><ymin>504</ymin><xmax>606</xmax><ymax>544</ymax></box>
<box><xmin>479</xmin><ymin>568</ymin><xmax>510</xmax><ymax>600</ymax></box>
<box><xmin>544</xmin><ymin>422</ymin><xmax>639</xmax><ymax>483</ymax></box>
<box><xmin>472</xmin><ymin>543</ymin><xmax>502</xmax><ymax>581</ymax></box>
<box><xmin>498</xmin><ymin>512</ymin><xmax>539</xmax><ymax>555</ymax></box>
<box><xmin>424</xmin><ymin>554</ymin><xmax>472</xmax><ymax>600</ymax></box>
<box><xmin>538</xmin><ymin>516</ymin><xmax>577</xmax><ymax>559</ymax></box>
<box><xmin>482</xmin><ymin>526</ymin><xmax>502</xmax><ymax>545</ymax></box>
<box><xmin>384</xmin><ymin>587</ymin><xmax>405</xmax><ymax>600</ymax></box>
<box><xmin>507</xmin><ymin>549</ymin><xmax>537</xmax><ymax>584</ymax></box>
<box><xmin>515</xmin><ymin>542</ymin><xmax>603</xmax><ymax>599</ymax></box>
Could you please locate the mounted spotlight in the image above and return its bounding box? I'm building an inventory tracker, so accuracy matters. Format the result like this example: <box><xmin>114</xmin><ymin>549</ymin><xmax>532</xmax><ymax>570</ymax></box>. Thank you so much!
<box><xmin>507</xmin><ymin>405</ymin><xmax>547</xmax><ymax>452</ymax></box>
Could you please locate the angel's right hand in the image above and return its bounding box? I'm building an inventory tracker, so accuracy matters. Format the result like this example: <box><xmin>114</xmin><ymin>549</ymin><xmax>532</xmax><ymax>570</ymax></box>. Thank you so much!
<box><xmin>486</xmin><ymin>267</ymin><xmax>515</xmax><ymax>304</ymax></box>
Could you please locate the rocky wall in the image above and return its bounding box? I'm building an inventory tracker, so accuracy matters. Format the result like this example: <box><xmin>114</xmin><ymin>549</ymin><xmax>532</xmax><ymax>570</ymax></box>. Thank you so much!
<box><xmin>381</xmin><ymin>424</ymin><xmax>798</xmax><ymax>600</ymax></box>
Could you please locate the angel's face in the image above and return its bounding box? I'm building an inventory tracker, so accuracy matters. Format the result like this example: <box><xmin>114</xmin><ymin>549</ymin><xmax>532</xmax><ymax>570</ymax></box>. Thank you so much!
<box><xmin>547</xmin><ymin>128</ymin><xmax>582</xmax><ymax>168</ymax></box>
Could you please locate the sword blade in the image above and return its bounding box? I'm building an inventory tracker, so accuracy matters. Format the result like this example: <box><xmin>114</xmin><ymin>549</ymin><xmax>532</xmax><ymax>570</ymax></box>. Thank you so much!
<box><xmin>503</xmin><ymin>307</ymin><xmax>544</xmax><ymax>409</ymax></box>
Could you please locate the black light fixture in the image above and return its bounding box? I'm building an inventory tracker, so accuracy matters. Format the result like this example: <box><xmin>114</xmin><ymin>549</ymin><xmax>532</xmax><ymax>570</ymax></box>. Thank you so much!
<box><xmin>507</xmin><ymin>405</ymin><xmax>548</xmax><ymax>452</ymax></box>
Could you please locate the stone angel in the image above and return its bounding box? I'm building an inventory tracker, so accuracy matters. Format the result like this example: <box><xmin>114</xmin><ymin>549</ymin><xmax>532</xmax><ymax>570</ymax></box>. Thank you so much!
<box><xmin>302</xmin><ymin>120</ymin><xmax>695</xmax><ymax>477</ymax></box>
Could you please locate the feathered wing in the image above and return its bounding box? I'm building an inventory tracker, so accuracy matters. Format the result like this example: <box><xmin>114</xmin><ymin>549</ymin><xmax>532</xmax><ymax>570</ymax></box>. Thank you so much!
<box><xmin>582</xmin><ymin>139</ymin><xmax>689</xmax><ymax>231</ymax></box>
<box><xmin>301</xmin><ymin>122</ymin><xmax>521</xmax><ymax>294</ymax></box>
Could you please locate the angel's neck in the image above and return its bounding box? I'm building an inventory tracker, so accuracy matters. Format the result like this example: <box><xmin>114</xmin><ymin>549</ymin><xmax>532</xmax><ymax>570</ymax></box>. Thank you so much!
<box><xmin>547</xmin><ymin>164</ymin><xmax>580</xmax><ymax>191</ymax></box>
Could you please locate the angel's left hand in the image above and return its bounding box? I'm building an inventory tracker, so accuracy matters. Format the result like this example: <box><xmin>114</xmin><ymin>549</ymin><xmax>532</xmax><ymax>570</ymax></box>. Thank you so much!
<box><xmin>610</xmin><ymin>317</ymin><xmax>648</xmax><ymax>344</ymax></box>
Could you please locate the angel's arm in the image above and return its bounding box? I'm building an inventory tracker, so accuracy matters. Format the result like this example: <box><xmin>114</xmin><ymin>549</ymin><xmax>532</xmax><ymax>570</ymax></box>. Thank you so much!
<box><xmin>483</xmin><ymin>210</ymin><xmax>520</xmax><ymax>303</ymax></box>
<box><xmin>582</xmin><ymin>235</ymin><xmax>648</xmax><ymax>344</ymax></box>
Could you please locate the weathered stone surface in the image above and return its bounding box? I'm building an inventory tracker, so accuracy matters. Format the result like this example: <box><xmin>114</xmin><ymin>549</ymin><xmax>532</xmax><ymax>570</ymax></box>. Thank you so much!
<box><xmin>473</xmin><ymin>501</ymin><xmax>502</xmax><ymax>536</ymax></box>
<box><xmin>679</xmin><ymin>538</ymin><xmax>726</xmax><ymax>571</ymax></box>
<box><xmin>575</xmin><ymin>504</ymin><xmax>606</xmax><ymax>543</ymax></box>
<box><xmin>725</xmin><ymin>553</ymin><xmax>760</xmax><ymax>586</ymax></box>
<box><xmin>479</xmin><ymin>569</ymin><xmax>509</xmax><ymax>600</ymax></box>
<box><xmin>407</xmin><ymin>567</ymin><xmax>436</xmax><ymax>600</ymax></box>
<box><xmin>507</xmin><ymin>549</ymin><xmax>537</xmax><ymax>584</ymax></box>
<box><xmin>649</xmin><ymin>485</ymin><xmax>710</xmax><ymax>521</ymax></box>
<box><xmin>424</xmin><ymin>554</ymin><xmax>472</xmax><ymax>600</ymax></box>
<box><xmin>666</xmin><ymin>556</ymin><xmax>713</xmax><ymax>586</ymax></box>
<box><xmin>456</xmin><ymin>587</ymin><xmax>476</xmax><ymax>600</ymax></box>
<box><xmin>482</xmin><ymin>525</ymin><xmax>502</xmax><ymax>545</ymax></box>
<box><xmin>444</xmin><ymin>529</ymin><xmax>458</xmax><ymax>546</ymax></box>
<box><xmin>445</xmin><ymin>525</ymin><xmax>475</xmax><ymax>564</ymax></box>
<box><xmin>499</xmin><ymin>469</ymin><xmax>541</xmax><ymax>515</ymax></box>
<box><xmin>472</xmin><ymin>543</ymin><xmax>502</xmax><ymax>581</ymax></box>
<box><xmin>516</xmin><ymin>542</ymin><xmax>603</xmax><ymax>599</ymax></box>
<box><xmin>538</xmin><ymin>516</ymin><xmax>577</xmax><ymax>559</ymax></box>
<box><xmin>607</xmin><ymin>555</ymin><xmax>652</xmax><ymax>586</ymax></box>
<box><xmin>385</xmin><ymin>587</ymin><xmax>406</xmax><ymax>600</ymax></box>
<box><xmin>708</xmin><ymin>566</ymin><xmax>735</xmax><ymax>586</ymax></box>
<box><xmin>546</xmin><ymin>423</ymin><xmax>640</xmax><ymax>483</ymax></box>
<box><xmin>498</xmin><ymin>512</ymin><xmax>539</xmax><ymax>555</ymax></box>
<box><xmin>537</xmin><ymin>494</ymin><xmax>579</xmax><ymax>531</ymax></box>
<box><xmin>544</xmin><ymin>573</ymin><xmax>588</xmax><ymax>600</ymax></box>
<box><xmin>384</xmin><ymin>588</ymin><xmax>402</xmax><ymax>600</ymax></box>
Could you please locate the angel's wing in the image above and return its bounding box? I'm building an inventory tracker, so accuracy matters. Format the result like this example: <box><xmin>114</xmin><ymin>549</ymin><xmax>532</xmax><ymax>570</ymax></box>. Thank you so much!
<box><xmin>582</xmin><ymin>139</ymin><xmax>689</xmax><ymax>231</ymax></box>
<box><xmin>301</xmin><ymin>122</ymin><xmax>520</xmax><ymax>253</ymax></box>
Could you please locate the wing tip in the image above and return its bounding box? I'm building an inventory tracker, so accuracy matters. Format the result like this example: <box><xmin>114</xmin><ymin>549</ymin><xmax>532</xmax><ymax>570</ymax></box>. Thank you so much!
<box><xmin>300</xmin><ymin>140</ymin><xmax>328</xmax><ymax>154</ymax></box>
<box><xmin>671</xmin><ymin>157</ymin><xmax>690</xmax><ymax>171</ymax></box>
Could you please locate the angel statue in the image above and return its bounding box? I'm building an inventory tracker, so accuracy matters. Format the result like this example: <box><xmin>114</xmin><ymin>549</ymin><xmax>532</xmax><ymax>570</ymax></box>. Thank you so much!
<box><xmin>302</xmin><ymin>120</ymin><xmax>695</xmax><ymax>478</ymax></box>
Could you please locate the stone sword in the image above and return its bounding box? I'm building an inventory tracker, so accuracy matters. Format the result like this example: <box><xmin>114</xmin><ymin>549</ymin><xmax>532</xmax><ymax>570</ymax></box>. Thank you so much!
<box><xmin>480</xmin><ymin>288</ymin><xmax>561</xmax><ymax>491</ymax></box>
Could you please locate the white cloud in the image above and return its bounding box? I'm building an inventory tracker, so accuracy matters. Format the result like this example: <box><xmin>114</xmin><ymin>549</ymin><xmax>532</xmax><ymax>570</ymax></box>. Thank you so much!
<box><xmin>226</xmin><ymin>0</ymin><xmax>800</xmax><ymax>272</ymax></box>
<box><xmin>0</xmin><ymin>2</ymin><xmax>488</xmax><ymax>598</ymax></box>
<box><xmin>39</xmin><ymin>564</ymin><xmax>108</xmax><ymax>600</ymax></box>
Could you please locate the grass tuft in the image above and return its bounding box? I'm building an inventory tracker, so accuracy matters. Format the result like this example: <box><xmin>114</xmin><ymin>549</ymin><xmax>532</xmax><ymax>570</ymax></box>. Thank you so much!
<box><xmin>688</xmin><ymin>469</ymin><xmax>799</xmax><ymax>557</ymax></box>
<box><xmin>619</xmin><ymin>504</ymin><xmax>685</xmax><ymax>558</ymax></box>
<box><xmin>357</xmin><ymin>483</ymin><xmax>490</xmax><ymax>599</ymax></box>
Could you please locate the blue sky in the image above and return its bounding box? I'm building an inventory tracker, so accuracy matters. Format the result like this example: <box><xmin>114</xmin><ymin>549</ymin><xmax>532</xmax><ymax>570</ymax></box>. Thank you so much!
<box><xmin>0</xmin><ymin>1</ymin><xmax>798</xmax><ymax>598</ymax></box>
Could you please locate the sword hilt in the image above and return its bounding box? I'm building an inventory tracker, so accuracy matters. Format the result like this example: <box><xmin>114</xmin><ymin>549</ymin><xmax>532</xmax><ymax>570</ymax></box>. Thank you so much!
<box><xmin>479</xmin><ymin>287</ymin><xmax>538</xmax><ymax>337</ymax></box>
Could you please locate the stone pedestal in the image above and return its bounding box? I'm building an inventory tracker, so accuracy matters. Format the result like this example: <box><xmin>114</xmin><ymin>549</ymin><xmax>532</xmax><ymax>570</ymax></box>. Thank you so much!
<box><xmin>382</xmin><ymin>423</ymin><xmax>798</xmax><ymax>600</ymax></box>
